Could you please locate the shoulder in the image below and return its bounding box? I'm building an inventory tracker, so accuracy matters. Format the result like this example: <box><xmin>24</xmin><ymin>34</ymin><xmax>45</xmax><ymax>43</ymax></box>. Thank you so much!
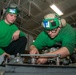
<box><xmin>35</xmin><ymin>31</ymin><xmax>50</xmax><ymax>41</ymax></box>
<box><xmin>38</xmin><ymin>31</ymin><xmax>48</xmax><ymax>38</ymax></box>
<box><xmin>61</xmin><ymin>23</ymin><xmax>74</xmax><ymax>33</ymax></box>
<box><xmin>59</xmin><ymin>24</ymin><xmax>75</xmax><ymax>39</ymax></box>
<box><xmin>64</xmin><ymin>23</ymin><xmax>73</xmax><ymax>29</ymax></box>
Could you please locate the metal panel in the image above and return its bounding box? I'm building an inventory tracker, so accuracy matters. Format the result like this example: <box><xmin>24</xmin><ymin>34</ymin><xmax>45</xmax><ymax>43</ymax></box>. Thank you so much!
<box><xmin>4</xmin><ymin>65</ymin><xmax>76</xmax><ymax>75</ymax></box>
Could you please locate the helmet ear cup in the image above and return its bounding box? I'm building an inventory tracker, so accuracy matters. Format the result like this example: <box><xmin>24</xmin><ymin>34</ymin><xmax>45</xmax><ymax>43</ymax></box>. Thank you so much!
<box><xmin>59</xmin><ymin>19</ymin><xmax>66</xmax><ymax>27</ymax></box>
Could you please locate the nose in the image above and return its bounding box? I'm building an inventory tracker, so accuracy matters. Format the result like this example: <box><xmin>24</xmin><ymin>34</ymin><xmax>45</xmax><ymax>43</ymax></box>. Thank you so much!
<box><xmin>48</xmin><ymin>31</ymin><xmax>52</xmax><ymax>34</ymax></box>
<box><xmin>12</xmin><ymin>16</ymin><xmax>16</xmax><ymax>19</ymax></box>
<box><xmin>11</xmin><ymin>15</ymin><xmax>16</xmax><ymax>20</ymax></box>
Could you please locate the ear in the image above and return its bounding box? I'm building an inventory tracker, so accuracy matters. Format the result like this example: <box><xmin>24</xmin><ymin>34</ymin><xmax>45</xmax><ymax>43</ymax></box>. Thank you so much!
<box><xmin>41</xmin><ymin>22</ymin><xmax>44</xmax><ymax>27</ymax></box>
<box><xmin>60</xmin><ymin>19</ymin><xmax>66</xmax><ymax>27</ymax></box>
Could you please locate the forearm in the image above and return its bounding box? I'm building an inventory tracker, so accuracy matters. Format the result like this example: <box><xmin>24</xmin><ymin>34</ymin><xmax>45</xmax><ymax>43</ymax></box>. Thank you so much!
<box><xmin>47</xmin><ymin>47</ymin><xmax>70</xmax><ymax>58</ymax></box>
<box><xmin>16</xmin><ymin>30</ymin><xmax>20</xmax><ymax>34</ymax></box>
<box><xmin>30</xmin><ymin>45</ymin><xmax>39</xmax><ymax>54</ymax></box>
<box><xmin>30</xmin><ymin>45</ymin><xmax>38</xmax><ymax>50</ymax></box>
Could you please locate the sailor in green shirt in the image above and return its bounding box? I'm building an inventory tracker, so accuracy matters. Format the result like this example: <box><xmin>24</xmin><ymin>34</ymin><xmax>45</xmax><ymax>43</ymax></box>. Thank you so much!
<box><xmin>30</xmin><ymin>13</ymin><xmax>75</xmax><ymax>64</ymax></box>
<box><xmin>0</xmin><ymin>4</ymin><xmax>27</xmax><ymax>57</ymax></box>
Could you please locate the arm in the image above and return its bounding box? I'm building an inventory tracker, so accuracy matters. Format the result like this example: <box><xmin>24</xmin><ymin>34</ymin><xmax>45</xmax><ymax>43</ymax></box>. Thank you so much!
<box><xmin>29</xmin><ymin>45</ymin><xmax>70</xmax><ymax>64</ymax></box>
<box><xmin>11</xmin><ymin>24</ymin><xmax>25</xmax><ymax>41</ymax></box>
<box><xmin>47</xmin><ymin>47</ymin><xmax>70</xmax><ymax>58</ymax></box>
<box><xmin>12</xmin><ymin>30</ymin><xmax>26</xmax><ymax>40</ymax></box>
<box><xmin>12</xmin><ymin>30</ymin><xmax>20</xmax><ymax>40</ymax></box>
<box><xmin>29</xmin><ymin>31</ymin><xmax>48</xmax><ymax>54</ymax></box>
<box><xmin>36</xmin><ymin>47</ymin><xmax>70</xmax><ymax>64</ymax></box>
<box><xmin>29</xmin><ymin>45</ymin><xmax>39</xmax><ymax>54</ymax></box>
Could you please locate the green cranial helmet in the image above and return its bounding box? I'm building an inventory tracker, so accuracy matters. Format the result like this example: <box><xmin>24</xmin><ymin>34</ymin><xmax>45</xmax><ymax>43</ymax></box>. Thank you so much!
<box><xmin>42</xmin><ymin>13</ymin><xmax>61</xmax><ymax>31</ymax></box>
<box><xmin>6</xmin><ymin>3</ymin><xmax>20</xmax><ymax>15</ymax></box>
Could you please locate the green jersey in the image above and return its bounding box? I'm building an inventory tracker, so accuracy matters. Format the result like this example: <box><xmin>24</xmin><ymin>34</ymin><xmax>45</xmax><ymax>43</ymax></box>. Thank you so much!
<box><xmin>32</xmin><ymin>23</ymin><xmax>75</xmax><ymax>54</ymax></box>
<box><xmin>0</xmin><ymin>20</ymin><xmax>25</xmax><ymax>55</ymax></box>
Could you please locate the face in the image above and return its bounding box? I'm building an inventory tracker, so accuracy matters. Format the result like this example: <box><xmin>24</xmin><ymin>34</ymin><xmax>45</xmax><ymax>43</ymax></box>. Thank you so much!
<box><xmin>46</xmin><ymin>27</ymin><xmax>61</xmax><ymax>38</ymax></box>
<box><xmin>5</xmin><ymin>13</ymin><xmax>17</xmax><ymax>24</ymax></box>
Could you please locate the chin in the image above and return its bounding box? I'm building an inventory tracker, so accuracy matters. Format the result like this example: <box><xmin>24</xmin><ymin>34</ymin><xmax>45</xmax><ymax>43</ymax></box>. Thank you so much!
<box><xmin>49</xmin><ymin>35</ymin><xmax>55</xmax><ymax>38</ymax></box>
<box><xmin>9</xmin><ymin>21</ymin><xmax>14</xmax><ymax>24</ymax></box>
<box><xmin>49</xmin><ymin>36</ymin><xmax>54</xmax><ymax>38</ymax></box>
<box><xmin>51</xmin><ymin>37</ymin><xmax>54</xmax><ymax>39</ymax></box>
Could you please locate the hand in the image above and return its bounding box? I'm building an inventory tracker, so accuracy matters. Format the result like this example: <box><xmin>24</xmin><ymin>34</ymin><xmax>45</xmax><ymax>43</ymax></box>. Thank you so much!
<box><xmin>12</xmin><ymin>30</ymin><xmax>20</xmax><ymax>41</ymax></box>
<box><xmin>37</xmin><ymin>57</ymin><xmax>48</xmax><ymax>64</ymax></box>
<box><xmin>30</xmin><ymin>49</ymin><xmax>39</xmax><ymax>58</ymax></box>
<box><xmin>2</xmin><ymin>53</ymin><xmax>10</xmax><ymax>58</ymax></box>
<box><xmin>30</xmin><ymin>49</ymin><xmax>39</xmax><ymax>54</ymax></box>
<box><xmin>29</xmin><ymin>45</ymin><xmax>39</xmax><ymax>58</ymax></box>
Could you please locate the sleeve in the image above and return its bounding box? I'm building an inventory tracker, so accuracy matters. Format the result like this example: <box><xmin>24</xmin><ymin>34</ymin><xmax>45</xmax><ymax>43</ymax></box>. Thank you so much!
<box><xmin>11</xmin><ymin>24</ymin><xmax>18</xmax><ymax>31</ymax></box>
<box><xmin>0</xmin><ymin>48</ymin><xmax>5</xmax><ymax>55</ymax></box>
<box><xmin>62</xmin><ymin>30</ymin><xmax>75</xmax><ymax>54</ymax></box>
<box><xmin>32</xmin><ymin>31</ymin><xmax>48</xmax><ymax>50</ymax></box>
<box><xmin>11</xmin><ymin>24</ymin><xmax>26</xmax><ymax>37</ymax></box>
<box><xmin>19</xmin><ymin>31</ymin><xmax>26</xmax><ymax>37</ymax></box>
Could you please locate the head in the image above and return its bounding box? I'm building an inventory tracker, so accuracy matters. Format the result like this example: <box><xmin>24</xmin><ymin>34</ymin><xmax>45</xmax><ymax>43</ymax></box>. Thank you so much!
<box><xmin>42</xmin><ymin>13</ymin><xmax>66</xmax><ymax>38</ymax></box>
<box><xmin>4</xmin><ymin>4</ymin><xmax>19</xmax><ymax>24</ymax></box>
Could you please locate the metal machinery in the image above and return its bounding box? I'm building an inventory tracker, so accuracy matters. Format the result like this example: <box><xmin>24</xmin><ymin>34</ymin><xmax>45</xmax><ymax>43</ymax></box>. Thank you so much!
<box><xmin>0</xmin><ymin>51</ymin><xmax>76</xmax><ymax>75</ymax></box>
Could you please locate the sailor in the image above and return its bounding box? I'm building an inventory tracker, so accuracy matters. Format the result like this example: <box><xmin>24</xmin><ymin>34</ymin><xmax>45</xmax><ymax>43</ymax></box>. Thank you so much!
<box><xmin>0</xmin><ymin>3</ymin><xmax>27</xmax><ymax>57</ymax></box>
<box><xmin>29</xmin><ymin>13</ymin><xmax>75</xmax><ymax>64</ymax></box>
